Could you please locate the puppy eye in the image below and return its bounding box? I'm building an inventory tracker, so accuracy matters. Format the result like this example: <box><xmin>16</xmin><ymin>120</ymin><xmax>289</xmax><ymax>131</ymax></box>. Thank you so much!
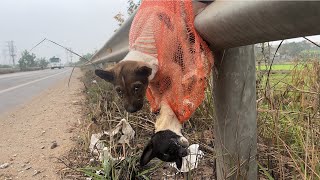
<box><xmin>115</xmin><ymin>88</ymin><xmax>123</xmax><ymax>98</ymax></box>
<box><xmin>133</xmin><ymin>85</ymin><xmax>142</xmax><ymax>94</ymax></box>
<box><xmin>134</xmin><ymin>87</ymin><xmax>139</xmax><ymax>92</ymax></box>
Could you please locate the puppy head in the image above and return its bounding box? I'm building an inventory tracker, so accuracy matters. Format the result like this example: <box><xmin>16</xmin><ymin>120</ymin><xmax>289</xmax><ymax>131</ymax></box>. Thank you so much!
<box><xmin>95</xmin><ymin>61</ymin><xmax>152</xmax><ymax>113</ymax></box>
<box><xmin>140</xmin><ymin>130</ymin><xmax>189</xmax><ymax>169</ymax></box>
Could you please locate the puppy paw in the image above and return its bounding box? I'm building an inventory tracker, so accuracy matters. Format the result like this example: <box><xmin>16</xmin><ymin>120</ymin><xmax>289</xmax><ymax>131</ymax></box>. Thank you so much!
<box><xmin>140</xmin><ymin>130</ymin><xmax>189</xmax><ymax>169</ymax></box>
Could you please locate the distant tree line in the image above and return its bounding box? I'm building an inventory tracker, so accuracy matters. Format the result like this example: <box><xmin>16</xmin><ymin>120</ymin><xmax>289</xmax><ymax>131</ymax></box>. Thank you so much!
<box><xmin>18</xmin><ymin>50</ymin><xmax>49</xmax><ymax>70</ymax></box>
<box><xmin>278</xmin><ymin>41</ymin><xmax>320</xmax><ymax>59</ymax></box>
<box><xmin>255</xmin><ymin>40</ymin><xmax>320</xmax><ymax>63</ymax></box>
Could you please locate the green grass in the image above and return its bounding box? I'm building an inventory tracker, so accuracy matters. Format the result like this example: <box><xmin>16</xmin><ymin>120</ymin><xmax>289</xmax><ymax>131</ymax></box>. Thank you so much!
<box><xmin>257</xmin><ymin>63</ymin><xmax>303</xmax><ymax>71</ymax></box>
<box><xmin>258</xmin><ymin>73</ymin><xmax>291</xmax><ymax>89</ymax></box>
<box><xmin>256</xmin><ymin>63</ymin><xmax>316</xmax><ymax>71</ymax></box>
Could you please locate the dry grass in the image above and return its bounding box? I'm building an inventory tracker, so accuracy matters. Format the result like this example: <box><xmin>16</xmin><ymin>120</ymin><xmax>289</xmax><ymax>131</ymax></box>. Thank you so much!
<box><xmin>257</xmin><ymin>60</ymin><xmax>320</xmax><ymax>179</ymax></box>
<box><xmin>58</xmin><ymin>68</ymin><xmax>215</xmax><ymax>179</ymax></box>
<box><xmin>59</xmin><ymin>56</ymin><xmax>320</xmax><ymax>179</ymax></box>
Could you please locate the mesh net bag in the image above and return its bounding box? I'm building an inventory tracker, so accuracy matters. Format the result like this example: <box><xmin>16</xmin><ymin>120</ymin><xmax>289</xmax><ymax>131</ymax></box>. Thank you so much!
<box><xmin>129</xmin><ymin>0</ymin><xmax>213</xmax><ymax>123</ymax></box>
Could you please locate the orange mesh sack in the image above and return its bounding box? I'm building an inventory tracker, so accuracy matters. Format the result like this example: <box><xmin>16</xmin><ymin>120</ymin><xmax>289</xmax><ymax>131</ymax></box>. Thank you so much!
<box><xmin>129</xmin><ymin>0</ymin><xmax>213</xmax><ymax>123</ymax></box>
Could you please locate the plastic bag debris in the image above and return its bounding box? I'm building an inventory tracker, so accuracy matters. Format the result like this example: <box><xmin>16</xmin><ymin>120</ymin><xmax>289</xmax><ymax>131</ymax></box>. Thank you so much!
<box><xmin>104</xmin><ymin>118</ymin><xmax>135</xmax><ymax>146</ymax></box>
<box><xmin>102</xmin><ymin>147</ymin><xmax>113</xmax><ymax>160</ymax></box>
<box><xmin>89</xmin><ymin>133</ymin><xmax>104</xmax><ymax>155</ymax></box>
<box><xmin>89</xmin><ymin>119</ymin><xmax>135</xmax><ymax>161</ymax></box>
<box><xmin>170</xmin><ymin>144</ymin><xmax>204</xmax><ymax>172</ymax></box>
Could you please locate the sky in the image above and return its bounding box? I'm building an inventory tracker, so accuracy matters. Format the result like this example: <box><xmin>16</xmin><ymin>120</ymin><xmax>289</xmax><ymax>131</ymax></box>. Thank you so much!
<box><xmin>0</xmin><ymin>0</ymin><xmax>130</xmax><ymax>64</ymax></box>
<box><xmin>0</xmin><ymin>0</ymin><xmax>319</xmax><ymax>65</ymax></box>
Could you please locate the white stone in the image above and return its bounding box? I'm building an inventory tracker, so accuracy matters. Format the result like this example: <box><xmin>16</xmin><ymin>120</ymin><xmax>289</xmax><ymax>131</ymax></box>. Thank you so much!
<box><xmin>0</xmin><ymin>163</ymin><xmax>9</xmax><ymax>169</ymax></box>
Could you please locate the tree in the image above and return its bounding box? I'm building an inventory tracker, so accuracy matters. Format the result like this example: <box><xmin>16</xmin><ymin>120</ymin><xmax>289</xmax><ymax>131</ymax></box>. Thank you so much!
<box><xmin>75</xmin><ymin>52</ymin><xmax>94</xmax><ymax>65</ymax></box>
<box><xmin>18</xmin><ymin>50</ymin><xmax>36</xmax><ymax>70</ymax></box>
<box><xmin>114</xmin><ymin>13</ymin><xmax>125</xmax><ymax>27</ymax></box>
<box><xmin>127</xmin><ymin>0</ymin><xmax>140</xmax><ymax>15</ymax></box>
<box><xmin>36</xmin><ymin>57</ymin><xmax>49</xmax><ymax>68</ymax></box>
<box><xmin>114</xmin><ymin>0</ymin><xmax>140</xmax><ymax>29</ymax></box>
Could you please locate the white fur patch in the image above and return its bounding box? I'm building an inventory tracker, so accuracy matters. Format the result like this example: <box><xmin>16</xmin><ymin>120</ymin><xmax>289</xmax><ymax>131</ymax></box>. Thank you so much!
<box><xmin>122</xmin><ymin>50</ymin><xmax>158</xmax><ymax>81</ymax></box>
<box><xmin>155</xmin><ymin>102</ymin><xmax>183</xmax><ymax>136</ymax></box>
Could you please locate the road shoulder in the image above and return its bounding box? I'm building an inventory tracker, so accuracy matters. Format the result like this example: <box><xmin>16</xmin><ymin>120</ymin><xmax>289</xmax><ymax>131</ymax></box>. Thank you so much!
<box><xmin>0</xmin><ymin>68</ymin><xmax>84</xmax><ymax>180</ymax></box>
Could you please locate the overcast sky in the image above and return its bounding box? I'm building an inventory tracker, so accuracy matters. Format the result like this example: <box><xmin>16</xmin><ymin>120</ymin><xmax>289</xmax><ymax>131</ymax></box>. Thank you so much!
<box><xmin>0</xmin><ymin>0</ymin><xmax>130</xmax><ymax>64</ymax></box>
<box><xmin>0</xmin><ymin>0</ymin><xmax>319</xmax><ymax>65</ymax></box>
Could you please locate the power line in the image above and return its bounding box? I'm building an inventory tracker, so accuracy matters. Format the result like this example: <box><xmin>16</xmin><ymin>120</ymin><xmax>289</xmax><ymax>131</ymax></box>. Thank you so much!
<box><xmin>29</xmin><ymin>38</ymin><xmax>101</xmax><ymax>87</ymax></box>
<box><xmin>30</xmin><ymin>38</ymin><xmax>46</xmax><ymax>52</ymax></box>
<box><xmin>304</xmin><ymin>37</ymin><xmax>320</xmax><ymax>48</ymax></box>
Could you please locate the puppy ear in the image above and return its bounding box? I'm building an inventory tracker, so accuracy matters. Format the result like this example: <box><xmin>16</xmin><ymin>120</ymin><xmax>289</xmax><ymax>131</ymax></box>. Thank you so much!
<box><xmin>175</xmin><ymin>157</ymin><xmax>183</xmax><ymax>169</ymax></box>
<box><xmin>95</xmin><ymin>69</ymin><xmax>114</xmax><ymax>83</ymax></box>
<box><xmin>140</xmin><ymin>141</ymin><xmax>154</xmax><ymax>166</ymax></box>
<box><xmin>135</xmin><ymin>66</ymin><xmax>152</xmax><ymax>77</ymax></box>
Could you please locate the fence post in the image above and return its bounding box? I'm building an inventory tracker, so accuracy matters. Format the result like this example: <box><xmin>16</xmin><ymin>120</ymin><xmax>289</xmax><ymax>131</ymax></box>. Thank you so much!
<box><xmin>213</xmin><ymin>45</ymin><xmax>257</xmax><ymax>179</ymax></box>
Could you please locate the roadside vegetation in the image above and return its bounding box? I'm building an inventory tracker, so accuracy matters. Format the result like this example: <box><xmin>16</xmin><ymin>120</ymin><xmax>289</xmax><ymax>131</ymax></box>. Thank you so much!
<box><xmin>18</xmin><ymin>50</ymin><xmax>49</xmax><ymax>70</ymax></box>
<box><xmin>0</xmin><ymin>64</ymin><xmax>19</xmax><ymax>74</ymax></box>
<box><xmin>57</xmin><ymin>40</ymin><xmax>320</xmax><ymax>179</ymax></box>
<box><xmin>0</xmin><ymin>50</ymin><xmax>51</xmax><ymax>74</ymax></box>
<box><xmin>59</xmin><ymin>66</ymin><xmax>215</xmax><ymax>179</ymax></box>
<box><xmin>255</xmin><ymin>41</ymin><xmax>320</xmax><ymax>179</ymax></box>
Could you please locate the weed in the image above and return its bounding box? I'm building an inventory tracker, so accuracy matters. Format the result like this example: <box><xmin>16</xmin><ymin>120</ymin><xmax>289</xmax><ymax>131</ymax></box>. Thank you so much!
<box><xmin>60</xmin><ymin>56</ymin><xmax>319</xmax><ymax>179</ymax></box>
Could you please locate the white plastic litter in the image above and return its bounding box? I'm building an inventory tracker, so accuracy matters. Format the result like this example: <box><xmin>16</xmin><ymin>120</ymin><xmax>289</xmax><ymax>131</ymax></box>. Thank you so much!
<box><xmin>101</xmin><ymin>147</ymin><xmax>116</xmax><ymax>161</ymax></box>
<box><xmin>104</xmin><ymin>118</ymin><xmax>135</xmax><ymax>146</ymax></box>
<box><xmin>170</xmin><ymin>144</ymin><xmax>204</xmax><ymax>172</ymax></box>
<box><xmin>89</xmin><ymin>133</ymin><xmax>104</xmax><ymax>155</ymax></box>
<box><xmin>89</xmin><ymin>119</ymin><xmax>135</xmax><ymax>162</ymax></box>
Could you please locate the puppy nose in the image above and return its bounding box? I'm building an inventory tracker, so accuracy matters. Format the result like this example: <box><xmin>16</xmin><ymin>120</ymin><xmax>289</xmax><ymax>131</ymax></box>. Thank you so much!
<box><xmin>178</xmin><ymin>147</ymin><xmax>189</xmax><ymax>157</ymax></box>
<box><xmin>126</xmin><ymin>106</ymin><xmax>137</xmax><ymax>113</ymax></box>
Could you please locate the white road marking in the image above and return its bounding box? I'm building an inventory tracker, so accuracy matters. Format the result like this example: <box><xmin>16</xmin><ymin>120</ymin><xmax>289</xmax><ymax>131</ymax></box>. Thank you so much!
<box><xmin>0</xmin><ymin>69</ymin><xmax>70</xmax><ymax>95</ymax></box>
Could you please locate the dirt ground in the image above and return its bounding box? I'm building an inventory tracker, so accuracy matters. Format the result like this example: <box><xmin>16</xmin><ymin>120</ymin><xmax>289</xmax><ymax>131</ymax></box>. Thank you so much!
<box><xmin>0</xmin><ymin>68</ymin><xmax>84</xmax><ymax>180</ymax></box>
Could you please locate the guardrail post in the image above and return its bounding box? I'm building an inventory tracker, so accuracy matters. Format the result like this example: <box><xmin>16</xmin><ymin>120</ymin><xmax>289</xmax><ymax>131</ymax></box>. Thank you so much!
<box><xmin>213</xmin><ymin>45</ymin><xmax>257</xmax><ymax>179</ymax></box>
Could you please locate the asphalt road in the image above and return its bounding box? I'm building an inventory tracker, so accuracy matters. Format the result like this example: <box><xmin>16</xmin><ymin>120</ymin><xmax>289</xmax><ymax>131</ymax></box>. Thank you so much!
<box><xmin>0</xmin><ymin>68</ymin><xmax>72</xmax><ymax>114</ymax></box>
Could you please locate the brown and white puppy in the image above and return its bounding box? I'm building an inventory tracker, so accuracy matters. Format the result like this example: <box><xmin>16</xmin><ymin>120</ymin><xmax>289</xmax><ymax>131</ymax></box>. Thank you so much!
<box><xmin>95</xmin><ymin>51</ymin><xmax>189</xmax><ymax>168</ymax></box>
<box><xmin>95</xmin><ymin>51</ymin><xmax>157</xmax><ymax>113</ymax></box>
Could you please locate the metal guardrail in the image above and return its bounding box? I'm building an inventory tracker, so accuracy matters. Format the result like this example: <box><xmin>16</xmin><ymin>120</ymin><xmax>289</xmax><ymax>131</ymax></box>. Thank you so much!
<box><xmin>87</xmin><ymin>11</ymin><xmax>136</xmax><ymax>66</ymax></box>
<box><xmin>195</xmin><ymin>1</ymin><xmax>320</xmax><ymax>49</ymax></box>
<box><xmin>88</xmin><ymin>1</ymin><xmax>320</xmax><ymax>66</ymax></box>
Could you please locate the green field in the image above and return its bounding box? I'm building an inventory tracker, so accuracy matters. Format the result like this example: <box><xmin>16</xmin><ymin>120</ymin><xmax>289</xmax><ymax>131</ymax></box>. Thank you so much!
<box><xmin>256</xmin><ymin>63</ymin><xmax>308</xmax><ymax>71</ymax></box>
<box><xmin>257</xmin><ymin>63</ymin><xmax>316</xmax><ymax>87</ymax></box>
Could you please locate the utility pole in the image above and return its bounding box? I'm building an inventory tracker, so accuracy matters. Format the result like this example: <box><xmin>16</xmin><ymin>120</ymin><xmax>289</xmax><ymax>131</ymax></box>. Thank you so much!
<box><xmin>65</xmin><ymin>47</ymin><xmax>73</xmax><ymax>64</ymax></box>
<box><xmin>69</xmin><ymin>48</ymin><xmax>73</xmax><ymax>63</ymax></box>
<box><xmin>65</xmin><ymin>48</ymin><xmax>69</xmax><ymax>64</ymax></box>
<box><xmin>7</xmin><ymin>41</ymin><xmax>16</xmax><ymax>66</ymax></box>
